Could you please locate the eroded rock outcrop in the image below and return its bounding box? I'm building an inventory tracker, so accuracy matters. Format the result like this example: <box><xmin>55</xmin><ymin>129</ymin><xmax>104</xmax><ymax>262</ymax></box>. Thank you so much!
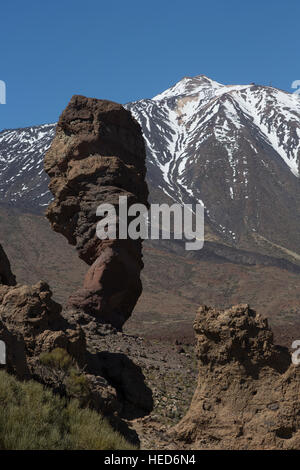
<box><xmin>44</xmin><ymin>95</ymin><xmax>148</xmax><ymax>329</ymax></box>
<box><xmin>173</xmin><ymin>304</ymin><xmax>300</xmax><ymax>449</ymax></box>
<box><xmin>0</xmin><ymin>279</ymin><xmax>127</xmax><ymax>415</ymax></box>
<box><xmin>0</xmin><ymin>243</ymin><xmax>16</xmax><ymax>286</ymax></box>
<box><xmin>0</xmin><ymin>97</ymin><xmax>152</xmax><ymax>437</ymax></box>
<box><xmin>0</xmin><ymin>254</ymin><xmax>152</xmax><ymax>423</ymax></box>
<box><xmin>0</xmin><ymin>280</ymin><xmax>85</xmax><ymax>377</ymax></box>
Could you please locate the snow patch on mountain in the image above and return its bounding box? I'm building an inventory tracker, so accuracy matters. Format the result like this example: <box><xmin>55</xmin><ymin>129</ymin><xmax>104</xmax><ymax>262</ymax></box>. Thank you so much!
<box><xmin>0</xmin><ymin>123</ymin><xmax>55</xmax><ymax>210</ymax></box>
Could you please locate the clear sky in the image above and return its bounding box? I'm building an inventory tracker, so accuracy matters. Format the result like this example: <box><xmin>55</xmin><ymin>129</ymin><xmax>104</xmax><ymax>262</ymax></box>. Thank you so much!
<box><xmin>0</xmin><ymin>0</ymin><xmax>299</xmax><ymax>130</ymax></box>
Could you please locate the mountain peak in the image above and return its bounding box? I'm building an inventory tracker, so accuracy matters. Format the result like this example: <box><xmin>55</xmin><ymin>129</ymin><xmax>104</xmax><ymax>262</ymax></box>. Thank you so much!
<box><xmin>152</xmin><ymin>75</ymin><xmax>223</xmax><ymax>101</ymax></box>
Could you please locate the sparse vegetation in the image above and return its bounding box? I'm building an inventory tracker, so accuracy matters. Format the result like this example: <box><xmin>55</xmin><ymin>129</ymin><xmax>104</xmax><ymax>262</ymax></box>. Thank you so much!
<box><xmin>39</xmin><ymin>348</ymin><xmax>90</xmax><ymax>405</ymax></box>
<box><xmin>0</xmin><ymin>370</ymin><xmax>135</xmax><ymax>450</ymax></box>
<box><xmin>40</xmin><ymin>347</ymin><xmax>74</xmax><ymax>372</ymax></box>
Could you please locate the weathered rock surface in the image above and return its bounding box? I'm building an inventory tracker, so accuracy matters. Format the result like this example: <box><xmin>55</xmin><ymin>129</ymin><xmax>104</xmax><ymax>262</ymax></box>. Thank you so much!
<box><xmin>0</xmin><ymin>96</ymin><xmax>153</xmax><ymax>433</ymax></box>
<box><xmin>0</xmin><ymin>280</ymin><xmax>143</xmax><ymax>418</ymax></box>
<box><xmin>172</xmin><ymin>304</ymin><xmax>300</xmax><ymax>449</ymax></box>
<box><xmin>0</xmin><ymin>244</ymin><xmax>16</xmax><ymax>286</ymax></box>
<box><xmin>0</xmin><ymin>281</ymin><xmax>85</xmax><ymax>378</ymax></box>
<box><xmin>44</xmin><ymin>95</ymin><xmax>148</xmax><ymax>329</ymax></box>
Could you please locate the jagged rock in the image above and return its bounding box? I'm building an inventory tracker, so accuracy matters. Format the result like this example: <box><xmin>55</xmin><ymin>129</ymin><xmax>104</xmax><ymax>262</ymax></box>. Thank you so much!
<box><xmin>0</xmin><ymin>280</ymin><xmax>125</xmax><ymax>415</ymax></box>
<box><xmin>172</xmin><ymin>304</ymin><xmax>300</xmax><ymax>449</ymax></box>
<box><xmin>0</xmin><ymin>244</ymin><xmax>16</xmax><ymax>286</ymax></box>
<box><xmin>0</xmin><ymin>96</ymin><xmax>152</xmax><ymax>433</ymax></box>
<box><xmin>0</xmin><ymin>281</ymin><xmax>85</xmax><ymax>377</ymax></box>
<box><xmin>44</xmin><ymin>95</ymin><xmax>148</xmax><ymax>329</ymax></box>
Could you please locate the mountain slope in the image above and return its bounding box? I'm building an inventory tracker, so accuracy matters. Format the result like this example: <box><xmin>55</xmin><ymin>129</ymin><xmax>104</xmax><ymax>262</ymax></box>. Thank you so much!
<box><xmin>0</xmin><ymin>123</ymin><xmax>55</xmax><ymax>212</ymax></box>
<box><xmin>1</xmin><ymin>205</ymin><xmax>300</xmax><ymax>345</ymax></box>
<box><xmin>126</xmin><ymin>76</ymin><xmax>300</xmax><ymax>256</ymax></box>
<box><xmin>0</xmin><ymin>75</ymin><xmax>300</xmax><ymax>258</ymax></box>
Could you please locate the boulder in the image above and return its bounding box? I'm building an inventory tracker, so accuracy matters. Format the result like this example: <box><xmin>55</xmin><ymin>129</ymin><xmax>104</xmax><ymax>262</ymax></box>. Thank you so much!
<box><xmin>0</xmin><ymin>281</ymin><xmax>85</xmax><ymax>378</ymax></box>
<box><xmin>0</xmin><ymin>280</ymin><xmax>122</xmax><ymax>415</ymax></box>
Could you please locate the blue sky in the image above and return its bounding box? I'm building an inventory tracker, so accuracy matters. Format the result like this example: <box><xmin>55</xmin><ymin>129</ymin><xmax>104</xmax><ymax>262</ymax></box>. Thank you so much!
<box><xmin>0</xmin><ymin>0</ymin><xmax>299</xmax><ymax>130</ymax></box>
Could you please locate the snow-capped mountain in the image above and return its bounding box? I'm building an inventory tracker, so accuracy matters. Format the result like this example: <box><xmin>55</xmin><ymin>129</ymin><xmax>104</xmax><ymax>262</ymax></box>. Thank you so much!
<box><xmin>0</xmin><ymin>123</ymin><xmax>55</xmax><ymax>211</ymax></box>
<box><xmin>126</xmin><ymin>75</ymin><xmax>300</xmax><ymax>254</ymax></box>
<box><xmin>1</xmin><ymin>75</ymin><xmax>300</xmax><ymax>255</ymax></box>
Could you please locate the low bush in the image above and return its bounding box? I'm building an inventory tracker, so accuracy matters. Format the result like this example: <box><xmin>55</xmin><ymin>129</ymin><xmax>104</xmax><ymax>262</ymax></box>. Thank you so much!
<box><xmin>0</xmin><ymin>370</ymin><xmax>135</xmax><ymax>450</ymax></box>
<box><xmin>39</xmin><ymin>348</ymin><xmax>90</xmax><ymax>404</ymax></box>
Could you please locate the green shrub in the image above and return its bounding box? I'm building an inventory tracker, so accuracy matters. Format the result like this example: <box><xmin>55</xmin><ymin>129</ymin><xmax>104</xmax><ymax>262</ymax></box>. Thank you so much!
<box><xmin>0</xmin><ymin>370</ymin><xmax>135</xmax><ymax>450</ymax></box>
<box><xmin>65</xmin><ymin>369</ymin><xmax>90</xmax><ymax>404</ymax></box>
<box><xmin>40</xmin><ymin>348</ymin><xmax>73</xmax><ymax>372</ymax></box>
<box><xmin>39</xmin><ymin>348</ymin><xmax>90</xmax><ymax>404</ymax></box>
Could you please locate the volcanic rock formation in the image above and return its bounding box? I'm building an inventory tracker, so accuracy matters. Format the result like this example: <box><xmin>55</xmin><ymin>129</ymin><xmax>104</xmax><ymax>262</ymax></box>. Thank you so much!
<box><xmin>0</xmin><ymin>280</ymin><xmax>85</xmax><ymax>378</ymax></box>
<box><xmin>44</xmin><ymin>95</ymin><xmax>148</xmax><ymax>329</ymax></box>
<box><xmin>0</xmin><ymin>253</ymin><xmax>149</xmax><ymax>418</ymax></box>
<box><xmin>0</xmin><ymin>277</ymin><xmax>128</xmax><ymax>415</ymax></box>
<box><xmin>0</xmin><ymin>245</ymin><xmax>85</xmax><ymax>377</ymax></box>
<box><xmin>173</xmin><ymin>304</ymin><xmax>300</xmax><ymax>449</ymax></box>
<box><xmin>0</xmin><ymin>100</ymin><xmax>153</xmax><ymax>430</ymax></box>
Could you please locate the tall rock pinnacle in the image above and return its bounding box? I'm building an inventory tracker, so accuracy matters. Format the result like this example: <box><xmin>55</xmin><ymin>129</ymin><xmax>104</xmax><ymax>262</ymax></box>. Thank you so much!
<box><xmin>44</xmin><ymin>95</ymin><xmax>148</xmax><ymax>329</ymax></box>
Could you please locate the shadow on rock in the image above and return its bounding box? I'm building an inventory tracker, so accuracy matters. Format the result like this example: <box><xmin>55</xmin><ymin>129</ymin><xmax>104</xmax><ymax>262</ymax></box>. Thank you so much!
<box><xmin>87</xmin><ymin>350</ymin><xmax>153</xmax><ymax>420</ymax></box>
<box><xmin>108</xmin><ymin>415</ymin><xmax>141</xmax><ymax>448</ymax></box>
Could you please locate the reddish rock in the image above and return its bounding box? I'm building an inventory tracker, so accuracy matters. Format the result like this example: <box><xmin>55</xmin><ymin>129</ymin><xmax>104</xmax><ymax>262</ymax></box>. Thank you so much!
<box><xmin>44</xmin><ymin>95</ymin><xmax>148</xmax><ymax>329</ymax></box>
